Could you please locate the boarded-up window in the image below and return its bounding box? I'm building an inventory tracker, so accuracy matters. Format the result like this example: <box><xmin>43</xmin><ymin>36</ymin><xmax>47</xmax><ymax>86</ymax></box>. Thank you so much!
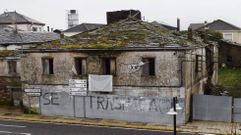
<box><xmin>102</xmin><ymin>58</ymin><xmax>116</xmax><ymax>75</ymax></box>
<box><xmin>74</xmin><ymin>58</ymin><xmax>87</xmax><ymax>75</ymax></box>
<box><xmin>42</xmin><ymin>58</ymin><xmax>54</xmax><ymax>74</ymax></box>
<box><xmin>142</xmin><ymin>58</ymin><xmax>155</xmax><ymax>76</ymax></box>
<box><xmin>8</xmin><ymin>61</ymin><xmax>17</xmax><ymax>74</ymax></box>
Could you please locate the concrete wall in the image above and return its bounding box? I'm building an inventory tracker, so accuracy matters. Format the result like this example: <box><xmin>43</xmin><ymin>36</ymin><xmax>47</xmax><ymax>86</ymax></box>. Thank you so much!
<box><xmin>85</xmin><ymin>95</ymin><xmax>185</xmax><ymax>124</ymax></box>
<box><xmin>41</xmin><ymin>91</ymin><xmax>75</xmax><ymax>117</ymax></box>
<box><xmin>182</xmin><ymin>47</ymin><xmax>208</xmax><ymax>121</ymax></box>
<box><xmin>36</xmin><ymin>87</ymin><xmax>186</xmax><ymax>124</ymax></box>
<box><xmin>113</xmin><ymin>86</ymin><xmax>185</xmax><ymax>97</ymax></box>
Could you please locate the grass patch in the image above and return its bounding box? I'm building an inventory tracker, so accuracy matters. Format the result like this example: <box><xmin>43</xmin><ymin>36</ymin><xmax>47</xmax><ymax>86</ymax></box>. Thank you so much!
<box><xmin>218</xmin><ymin>67</ymin><xmax>241</xmax><ymax>97</ymax></box>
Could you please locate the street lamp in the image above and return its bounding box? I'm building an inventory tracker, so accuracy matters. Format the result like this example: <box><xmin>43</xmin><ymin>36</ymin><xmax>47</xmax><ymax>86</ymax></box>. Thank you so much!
<box><xmin>167</xmin><ymin>97</ymin><xmax>182</xmax><ymax>135</ymax></box>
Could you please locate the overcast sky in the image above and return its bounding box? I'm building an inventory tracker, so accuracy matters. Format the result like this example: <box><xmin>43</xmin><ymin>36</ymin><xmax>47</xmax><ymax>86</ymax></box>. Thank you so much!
<box><xmin>2</xmin><ymin>0</ymin><xmax>241</xmax><ymax>30</ymax></box>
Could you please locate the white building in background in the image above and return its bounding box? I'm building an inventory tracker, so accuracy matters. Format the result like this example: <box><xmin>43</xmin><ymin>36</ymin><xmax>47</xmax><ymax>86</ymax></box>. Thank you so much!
<box><xmin>0</xmin><ymin>11</ymin><xmax>45</xmax><ymax>32</ymax></box>
<box><xmin>67</xmin><ymin>10</ymin><xmax>79</xmax><ymax>29</ymax></box>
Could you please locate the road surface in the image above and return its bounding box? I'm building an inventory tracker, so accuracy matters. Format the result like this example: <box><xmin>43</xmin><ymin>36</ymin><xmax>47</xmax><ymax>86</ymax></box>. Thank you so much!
<box><xmin>0</xmin><ymin>120</ymin><xmax>193</xmax><ymax>135</ymax></box>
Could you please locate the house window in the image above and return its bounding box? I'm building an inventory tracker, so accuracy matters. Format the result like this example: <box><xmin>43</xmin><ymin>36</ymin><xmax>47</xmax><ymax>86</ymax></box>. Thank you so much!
<box><xmin>195</xmin><ymin>55</ymin><xmax>202</xmax><ymax>73</ymax></box>
<box><xmin>223</xmin><ymin>33</ymin><xmax>233</xmax><ymax>41</ymax></box>
<box><xmin>42</xmin><ymin>58</ymin><xmax>54</xmax><ymax>75</ymax></box>
<box><xmin>142</xmin><ymin>58</ymin><xmax>155</xmax><ymax>76</ymax></box>
<box><xmin>8</xmin><ymin>61</ymin><xmax>17</xmax><ymax>74</ymax></box>
<box><xmin>74</xmin><ymin>58</ymin><xmax>87</xmax><ymax>75</ymax></box>
<box><xmin>102</xmin><ymin>58</ymin><xmax>116</xmax><ymax>75</ymax></box>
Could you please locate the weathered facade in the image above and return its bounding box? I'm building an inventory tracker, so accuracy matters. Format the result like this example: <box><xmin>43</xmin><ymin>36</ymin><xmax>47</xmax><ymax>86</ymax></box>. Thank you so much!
<box><xmin>0</xmin><ymin>52</ymin><xmax>21</xmax><ymax>105</ymax></box>
<box><xmin>0</xmin><ymin>27</ymin><xmax>59</xmax><ymax>105</ymax></box>
<box><xmin>20</xmin><ymin>15</ymin><xmax>218</xmax><ymax>124</ymax></box>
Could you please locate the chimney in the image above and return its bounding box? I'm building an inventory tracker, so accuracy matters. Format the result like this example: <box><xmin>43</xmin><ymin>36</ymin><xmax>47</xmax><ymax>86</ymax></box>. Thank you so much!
<box><xmin>188</xmin><ymin>27</ymin><xmax>193</xmax><ymax>40</ymax></box>
<box><xmin>177</xmin><ymin>18</ymin><xmax>180</xmax><ymax>31</ymax></box>
<box><xmin>106</xmin><ymin>10</ymin><xmax>141</xmax><ymax>24</ymax></box>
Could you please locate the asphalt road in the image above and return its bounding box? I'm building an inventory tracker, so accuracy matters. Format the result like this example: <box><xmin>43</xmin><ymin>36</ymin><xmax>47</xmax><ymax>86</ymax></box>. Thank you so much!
<box><xmin>0</xmin><ymin>120</ymin><xmax>192</xmax><ymax>135</ymax></box>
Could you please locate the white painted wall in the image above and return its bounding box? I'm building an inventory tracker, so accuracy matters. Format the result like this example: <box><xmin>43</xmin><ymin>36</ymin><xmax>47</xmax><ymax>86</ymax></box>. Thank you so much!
<box><xmin>6</xmin><ymin>45</ymin><xmax>21</xmax><ymax>50</ymax></box>
<box><xmin>63</xmin><ymin>32</ymin><xmax>80</xmax><ymax>37</ymax></box>
<box><xmin>6</xmin><ymin>24</ymin><xmax>44</xmax><ymax>32</ymax></box>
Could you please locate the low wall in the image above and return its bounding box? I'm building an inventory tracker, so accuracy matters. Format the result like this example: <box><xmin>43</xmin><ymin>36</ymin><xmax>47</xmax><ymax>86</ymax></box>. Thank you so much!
<box><xmin>39</xmin><ymin>89</ymin><xmax>186</xmax><ymax>125</ymax></box>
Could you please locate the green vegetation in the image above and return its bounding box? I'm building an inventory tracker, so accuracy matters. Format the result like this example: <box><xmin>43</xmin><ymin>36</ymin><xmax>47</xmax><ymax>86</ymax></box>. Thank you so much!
<box><xmin>41</xmin><ymin>20</ymin><xmax>204</xmax><ymax>49</ymax></box>
<box><xmin>60</xmin><ymin>43</ymin><xmax>116</xmax><ymax>49</ymax></box>
<box><xmin>86</xmin><ymin>43</ymin><xmax>115</xmax><ymax>49</ymax></box>
<box><xmin>23</xmin><ymin>107</ymin><xmax>39</xmax><ymax>114</ymax></box>
<box><xmin>207</xmin><ymin>30</ymin><xmax>223</xmax><ymax>39</ymax></box>
<box><xmin>61</xmin><ymin>44</ymin><xmax>83</xmax><ymax>49</ymax></box>
<box><xmin>218</xmin><ymin>67</ymin><xmax>241</xmax><ymax>97</ymax></box>
<box><xmin>0</xmin><ymin>50</ymin><xmax>16</xmax><ymax>57</ymax></box>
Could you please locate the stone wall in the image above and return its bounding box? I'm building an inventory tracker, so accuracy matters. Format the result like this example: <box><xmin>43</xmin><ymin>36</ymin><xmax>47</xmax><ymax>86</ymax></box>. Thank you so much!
<box><xmin>0</xmin><ymin>57</ymin><xmax>21</xmax><ymax>104</ymax></box>
<box><xmin>21</xmin><ymin>51</ymin><xmax>181</xmax><ymax>87</ymax></box>
<box><xmin>0</xmin><ymin>86</ymin><xmax>10</xmax><ymax>104</ymax></box>
<box><xmin>21</xmin><ymin>47</ymin><xmax>215</xmax><ymax>122</ymax></box>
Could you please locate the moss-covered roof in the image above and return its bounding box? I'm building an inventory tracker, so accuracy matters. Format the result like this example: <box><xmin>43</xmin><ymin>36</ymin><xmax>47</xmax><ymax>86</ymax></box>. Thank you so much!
<box><xmin>0</xmin><ymin>50</ymin><xmax>17</xmax><ymax>57</ymax></box>
<box><xmin>40</xmin><ymin>18</ymin><xmax>206</xmax><ymax>49</ymax></box>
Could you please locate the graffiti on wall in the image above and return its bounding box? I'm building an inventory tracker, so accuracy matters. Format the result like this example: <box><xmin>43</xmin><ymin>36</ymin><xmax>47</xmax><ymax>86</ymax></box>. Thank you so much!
<box><xmin>42</xmin><ymin>92</ymin><xmax>60</xmax><ymax>105</ymax></box>
<box><xmin>89</xmin><ymin>95</ymin><xmax>184</xmax><ymax>114</ymax></box>
<box><xmin>40</xmin><ymin>92</ymin><xmax>184</xmax><ymax>115</ymax></box>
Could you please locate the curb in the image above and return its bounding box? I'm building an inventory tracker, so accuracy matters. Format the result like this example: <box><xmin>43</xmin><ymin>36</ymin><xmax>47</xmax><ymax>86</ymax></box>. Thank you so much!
<box><xmin>0</xmin><ymin>115</ymin><xmax>227</xmax><ymax>135</ymax></box>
